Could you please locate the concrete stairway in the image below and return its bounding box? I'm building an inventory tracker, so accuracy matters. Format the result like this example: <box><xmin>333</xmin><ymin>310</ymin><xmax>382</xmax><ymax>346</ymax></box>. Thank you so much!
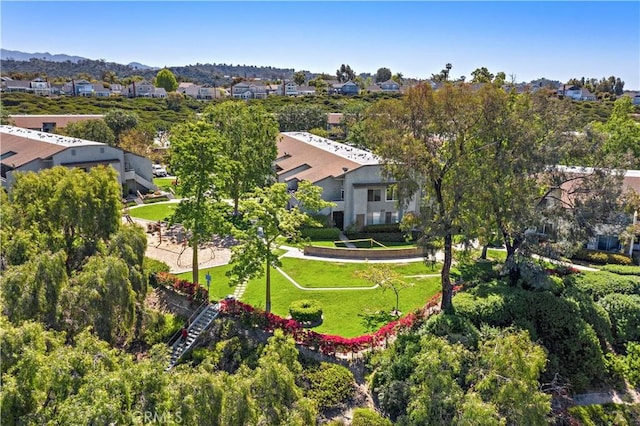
<box><xmin>167</xmin><ymin>302</ymin><xmax>220</xmax><ymax>370</ymax></box>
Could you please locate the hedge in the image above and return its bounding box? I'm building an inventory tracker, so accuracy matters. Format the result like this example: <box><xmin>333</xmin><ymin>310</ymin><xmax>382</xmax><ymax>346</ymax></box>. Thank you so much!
<box><xmin>600</xmin><ymin>265</ymin><xmax>640</xmax><ymax>276</ymax></box>
<box><xmin>289</xmin><ymin>299</ymin><xmax>323</xmax><ymax>323</ymax></box>
<box><xmin>143</xmin><ymin>196</ymin><xmax>170</xmax><ymax>204</ymax></box>
<box><xmin>300</xmin><ymin>227</ymin><xmax>341</xmax><ymax>241</ymax></box>
<box><xmin>351</xmin><ymin>408</ymin><xmax>393</xmax><ymax>426</ymax></box>
<box><xmin>572</xmin><ymin>249</ymin><xmax>633</xmax><ymax>266</ymax></box>
<box><xmin>567</xmin><ymin>271</ymin><xmax>640</xmax><ymax>301</ymax></box>
<box><xmin>598</xmin><ymin>294</ymin><xmax>640</xmax><ymax>345</ymax></box>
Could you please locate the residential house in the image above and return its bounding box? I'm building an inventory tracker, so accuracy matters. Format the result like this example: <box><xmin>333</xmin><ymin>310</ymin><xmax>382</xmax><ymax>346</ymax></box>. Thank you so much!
<box><xmin>153</xmin><ymin>87</ymin><xmax>167</xmax><ymax>98</ymax></box>
<box><xmin>231</xmin><ymin>82</ymin><xmax>268</xmax><ymax>99</ymax></box>
<box><xmin>92</xmin><ymin>83</ymin><xmax>111</xmax><ymax>97</ymax></box>
<box><xmin>296</xmin><ymin>85</ymin><xmax>317</xmax><ymax>96</ymax></box>
<box><xmin>379</xmin><ymin>79</ymin><xmax>400</xmax><ymax>92</ymax></box>
<box><xmin>276</xmin><ymin>132</ymin><xmax>420</xmax><ymax>231</ymax></box>
<box><xmin>178</xmin><ymin>82</ymin><xmax>201</xmax><ymax>98</ymax></box>
<box><xmin>3</xmin><ymin>78</ymin><xmax>51</xmax><ymax>96</ymax></box>
<box><xmin>558</xmin><ymin>85</ymin><xmax>597</xmax><ymax>101</ymax></box>
<box><xmin>8</xmin><ymin>114</ymin><xmax>105</xmax><ymax>132</ymax></box>
<box><xmin>109</xmin><ymin>84</ymin><xmax>124</xmax><ymax>96</ymax></box>
<box><xmin>0</xmin><ymin>125</ymin><xmax>155</xmax><ymax>194</ymax></box>
<box><xmin>283</xmin><ymin>81</ymin><xmax>298</xmax><ymax>96</ymax></box>
<box><xmin>329</xmin><ymin>80</ymin><xmax>360</xmax><ymax>96</ymax></box>
<box><xmin>127</xmin><ymin>80</ymin><xmax>155</xmax><ymax>97</ymax></box>
<box><xmin>632</xmin><ymin>93</ymin><xmax>640</xmax><ymax>106</ymax></box>
<box><xmin>545</xmin><ymin>166</ymin><xmax>640</xmax><ymax>257</ymax></box>
<box><xmin>74</xmin><ymin>79</ymin><xmax>95</xmax><ymax>97</ymax></box>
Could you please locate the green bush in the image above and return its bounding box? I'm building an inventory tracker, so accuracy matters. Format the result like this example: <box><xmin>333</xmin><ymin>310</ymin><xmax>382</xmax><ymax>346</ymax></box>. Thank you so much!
<box><xmin>454</xmin><ymin>282</ymin><xmax>608</xmax><ymax>391</ymax></box>
<box><xmin>363</xmin><ymin>223</ymin><xmax>401</xmax><ymax>233</ymax></box>
<box><xmin>300</xmin><ymin>227</ymin><xmax>340</xmax><ymax>241</ymax></box>
<box><xmin>144</xmin><ymin>257</ymin><xmax>171</xmax><ymax>286</ymax></box>
<box><xmin>423</xmin><ymin>313</ymin><xmax>480</xmax><ymax>349</ymax></box>
<box><xmin>568</xmin><ymin>403</ymin><xmax>640</xmax><ymax>426</ymax></box>
<box><xmin>143</xmin><ymin>196</ymin><xmax>170</xmax><ymax>204</ymax></box>
<box><xmin>289</xmin><ymin>299</ymin><xmax>323</xmax><ymax>323</ymax></box>
<box><xmin>601</xmin><ymin>265</ymin><xmax>640</xmax><ymax>276</ymax></box>
<box><xmin>572</xmin><ymin>249</ymin><xmax>633</xmax><ymax>265</ymax></box>
<box><xmin>142</xmin><ymin>309</ymin><xmax>183</xmax><ymax>345</ymax></box>
<box><xmin>621</xmin><ymin>342</ymin><xmax>640</xmax><ymax>388</ymax></box>
<box><xmin>351</xmin><ymin>408</ymin><xmax>393</xmax><ymax>426</ymax></box>
<box><xmin>567</xmin><ymin>271</ymin><xmax>640</xmax><ymax>301</ymax></box>
<box><xmin>598</xmin><ymin>294</ymin><xmax>640</xmax><ymax>345</ymax></box>
<box><xmin>300</xmin><ymin>362</ymin><xmax>354</xmax><ymax>409</ymax></box>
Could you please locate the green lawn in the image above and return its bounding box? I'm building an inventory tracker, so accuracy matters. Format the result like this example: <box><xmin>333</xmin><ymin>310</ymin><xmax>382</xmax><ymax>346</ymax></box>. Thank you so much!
<box><xmin>179</xmin><ymin>257</ymin><xmax>443</xmax><ymax>337</ymax></box>
<box><xmin>242</xmin><ymin>267</ymin><xmax>441</xmax><ymax>337</ymax></box>
<box><xmin>128</xmin><ymin>202</ymin><xmax>177</xmax><ymax>221</ymax></box>
<box><xmin>279</xmin><ymin>257</ymin><xmax>440</xmax><ymax>288</ymax></box>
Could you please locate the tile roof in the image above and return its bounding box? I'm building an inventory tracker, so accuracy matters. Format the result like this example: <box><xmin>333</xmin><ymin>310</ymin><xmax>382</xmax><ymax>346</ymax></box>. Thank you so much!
<box><xmin>277</xmin><ymin>132</ymin><xmax>378</xmax><ymax>184</ymax></box>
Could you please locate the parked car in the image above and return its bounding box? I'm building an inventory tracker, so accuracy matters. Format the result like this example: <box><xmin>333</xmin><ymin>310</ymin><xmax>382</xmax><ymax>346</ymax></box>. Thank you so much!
<box><xmin>152</xmin><ymin>164</ymin><xmax>168</xmax><ymax>177</ymax></box>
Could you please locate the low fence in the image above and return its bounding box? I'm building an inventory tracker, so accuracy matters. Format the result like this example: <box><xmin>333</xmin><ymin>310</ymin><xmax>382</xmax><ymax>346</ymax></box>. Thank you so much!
<box><xmin>304</xmin><ymin>245</ymin><xmax>423</xmax><ymax>260</ymax></box>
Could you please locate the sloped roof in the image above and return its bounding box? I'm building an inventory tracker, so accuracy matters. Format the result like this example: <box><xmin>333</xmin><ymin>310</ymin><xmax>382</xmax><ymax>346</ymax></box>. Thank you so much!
<box><xmin>8</xmin><ymin>114</ymin><xmax>104</xmax><ymax>129</ymax></box>
<box><xmin>277</xmin><ymin>132</ymin><xmax>378</xmax><ymax>184</ymax></box>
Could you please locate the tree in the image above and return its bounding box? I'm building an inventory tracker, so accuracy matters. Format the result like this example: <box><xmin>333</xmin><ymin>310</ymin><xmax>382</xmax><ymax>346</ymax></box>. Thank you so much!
<box><xmin>277</xmin><ymin>104</ymin><xmax>327</xmax><ymax>132</ymax></box>
<box><xmin>202</xmin><ymin>101</ymin><xmax>280</xmax><ymax>215</ymax></box>
<box><xmin>118</xmin><ymin>126</ymin><xmax>155</xmax><ymax>159</ymax></box>
<box><xmin>336</xmin><ymin>64</ymin><xmax>356</xmax><ymax>83</ymax></box>
<box><xmin>357</xmin><ymin>264</ymin><xmax>413</xmax><ymax>316</ymax></box>
<box><xmin>166</xmin><ymin>91</ymin><xmax>184</xmax><ymax>111</ymax></box>
<box><xmin>104</xmin><ymin>109</ymin><xmax>138</xmax><ymax>143</ymax></box>
<box><xmin>8</xmin><ymin>166</ymin><xmax>122</xmax><ymax>273</ymax></box>
<box><xmin>292</xmin><ymin>71</ymin><xmax>306</xmax><ymax>86</ymax></box>
<box><xmin>363</xmin><ymin>83</ymin><xmax>480</xmax><ymax>313</ymax></box>
<box><xmin>492</xmin><ymin>71</ymin><xmax>506</xmax><ymax>86</ymax></box>
<box><xmin>470</xmin><ymin>67</ymin><xmax>494</xmax><ymax>83</ymax></box>
<box><xmin>229</xmin><ymin>181</ymin><xmax>333</xmax><ymax>313</ymax></box>
<box><xmin>62</xmin><ymin>119</ymin><xmax>115</xmax><ymax>145</ymax></box>
<box><xmin>392</xmin><ymin>72</ymin><xmax>404</xmax><ymax>85</ymax></box>
<box><xmin>170</xmin><ymin>120</ymin><xmax>230</xmax><ymax>284</ymax></box>
<box><xmin>375</xmin><ymin>67</ymin><xmax>392</xmax><ymax>83</ymax></box>
<box><xmin>155</xmin><ymin>67</ymin><xmax>179</xmax><ymax>92</ymax></box>
<box><xmin>594</xmin><ymin>96</ymin><xmax>640</xmax><ymax>167</ymax></box>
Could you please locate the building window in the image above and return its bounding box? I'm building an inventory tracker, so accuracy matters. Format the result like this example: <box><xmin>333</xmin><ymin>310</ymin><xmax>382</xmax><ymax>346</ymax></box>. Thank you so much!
<box><xmin>71</xmin><ymin>149</ymin><xmax>76</xmax><ymax>156</ymax></box>
<box><xmin>597</xmin><ymin>235</ymin><xmax>620</xmax><ymax>252</ymax></box>
<box><xmin>100</xmin><ymin>147</ymin><xmax>105</xmax><ymax>154</ymax></box>
<box><xmin>386</xmin><ymin>185</ymin><xmax>397</xmax><ymax>201</ymax></box>
<box><xmin>367</xmin><ymin>189</ymin><xmax>381</xmax><ymax>202</ymax></box>
<box><xmin>385</xmin><ymin>212</ymin><xmax>393</xmax><ymax>223</ymax></box>
<box><xmin>340</xmin><ymin>188</ymin><xmax>344</xmax><ymax>200</ymax></box>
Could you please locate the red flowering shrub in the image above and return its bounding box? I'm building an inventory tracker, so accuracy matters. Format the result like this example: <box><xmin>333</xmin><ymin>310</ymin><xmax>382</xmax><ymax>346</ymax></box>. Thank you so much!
<box><xmin>155</xmin><ymin>272</ymin><xmax>209</xmax><ymax>303</ymax></box>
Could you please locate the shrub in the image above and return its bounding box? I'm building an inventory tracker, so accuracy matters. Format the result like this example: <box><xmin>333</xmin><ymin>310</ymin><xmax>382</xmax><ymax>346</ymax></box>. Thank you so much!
<box><xmin>144</xmin><ymin>257</ymin><xmax>170</xmax><ymax>287</ymax></box>
<box><xmin>289</xmin><ymin>299</ymin><xmax>323</xmax><ymax>323</ymax></box>
<box><xmin>568</xmin><ymin>403</ymin><xmax>640</xmax><ymax>426</ymax></box>
<box><xmin>621</xmin><ymin>342</ymin><xmax>640</xmax><ymax>388</ymax></box>
<box><xmin>363</xmin><ymin>223</ymin><xmax>401</xmax><ymax>233</ymax></box>
<box><xmin>567</xmin><ymin>271</ymin><xmax>640</xmax><ymax>301</ymax></box>
<box><xmin>601</xmin><ymin>265</ymin><xmax>640</xmax><ymax>276</ymax></box>
<box><xmin>351</xmin><ymin>408</ymin><xmax>393</xmax><ymax>426</ymax></box>
<box><xmin>142</xmin><ymin>309</ymin><xmax>183</xmax><ymax>345</ymax></box>
<box><xmin>143</xmin><ymin>196</ymin><xmax>170</xmax><ymax>204</ymax></box>
<box><xmin>423</xmin><ymin>313</ymin><xmax>480</xmax><ymax>348</ymax></box>
<box><xmin>300</xmin><ymin>362</ymin><xmax>354</xmax><ymax>409</ymax></box>
<box><xmin>300</xmin><ymin>227</ymin><xmax>340</xmax><ymax>241</ymax></box>
<box><xmin>572</xmin><ymin>249</ymin><xmax>633</xmax><ymax>265</ymax></box>
<box><xmin>598</xmin><ymin>294</ymin><xmax>640</xmax><ymax>345</ymax></box>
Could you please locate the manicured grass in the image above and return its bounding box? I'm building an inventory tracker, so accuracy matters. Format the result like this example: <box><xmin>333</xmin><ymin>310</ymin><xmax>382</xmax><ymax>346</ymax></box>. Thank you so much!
<box><xmin>279</xmin><ymin>257</ymin><xmax>440</xmax><ymax>288</ymax></box>
<box><xmin>242</xmin><ymin>267</ymin><xmax>441</xmax><ymax>337</ymax></box>
<box><xmin>177</xmin><ymin>257</ymin><xmax>443</xmax><ymax>337</ymax></box>
<box><xmin>128</xmin><ymin>202</ymin><xmax>177</xmax><ymax>221</ymax></box>
<box><xmin>177</xmin><ymin>264</ymin><xmax>236</xmax><ymax>301</ymax></box>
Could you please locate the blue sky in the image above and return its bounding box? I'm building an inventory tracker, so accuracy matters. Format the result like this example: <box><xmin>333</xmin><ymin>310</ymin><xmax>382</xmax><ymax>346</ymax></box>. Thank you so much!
<box><xmin>2</xmin><ymin>1</ymin><xmax>639</xmax><ymax>89</ymax></box>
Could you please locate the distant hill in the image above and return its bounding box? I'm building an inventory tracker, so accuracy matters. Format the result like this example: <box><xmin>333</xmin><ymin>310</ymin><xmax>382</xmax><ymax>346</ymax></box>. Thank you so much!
<box><xmin>1</xmin><ymin>49</ymin><xmax>88</xmax><ymax>63</ymax></box>
<box><xmin>127</xmin><ymin>62</ymin><xmax>157</xmax><ymax>70</ymax></box>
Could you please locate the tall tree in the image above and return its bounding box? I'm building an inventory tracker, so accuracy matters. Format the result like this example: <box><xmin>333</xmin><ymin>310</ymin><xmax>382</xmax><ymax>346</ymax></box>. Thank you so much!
<box><xmin>363</xmin><ymin>83</ymin><xmax>480</xmax><ymax>313</ymax></box>
<box><xmin>61</xmin><ymin>119</ymin><xmax>115</xmax><ymax>145</ymax></box>
<box><xmin>155</xmin><ymin>67</ymin><xmax>179</xmax><ymax>92</ymax></box>
<box><xmin>229</xmin><ymin>181</ymin><xmax>333</xmax><ymax>313</ymax></box>
<box><xmin>203</xmin><ymin>101</ymin><xmax>280</xmax><ymax>214</ymax></box>
<box><xmin>470</xmin><ymin>67</ymin><xmax>495</xmax><ymax>83</ymax></box>
<box><xmin>292</xmin><ymin>71</ymin><xmax>306</xmax><ymax>86</ymax></box>
<box><xmin>336</xmin><ymin>64</ymin><xmax>356</xmax><ymax>83</ymax></box>
<box><xmin>170</xmin><ymin>120</ymin><xmax>230</xmax><ymax>284</ymax></box>
<box><xmin>277</xmin><ymin>104</ymin><xmax>327</xmax><ymax>132</ymax></box>
<box><xmin>104</xmin><ymin>109</ymin><xmax>138</xmax><ymax>143</ymax></box>
<box><xmin>594</xmin><ymin>96</ymin><xmax>640</xmax><ymax>167</ymax></box>
<box><xmin>375</xmin><ymin>67</ymin><xmax>392</xmax><ymax>83</ymax></box>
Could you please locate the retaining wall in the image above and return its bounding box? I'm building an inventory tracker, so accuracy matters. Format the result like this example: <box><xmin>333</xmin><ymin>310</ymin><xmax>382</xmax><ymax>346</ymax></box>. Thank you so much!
<box><xmin>303</xmin><ymin>245</ymin><xmax>422</xmax><ymax>260</ymax></box>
